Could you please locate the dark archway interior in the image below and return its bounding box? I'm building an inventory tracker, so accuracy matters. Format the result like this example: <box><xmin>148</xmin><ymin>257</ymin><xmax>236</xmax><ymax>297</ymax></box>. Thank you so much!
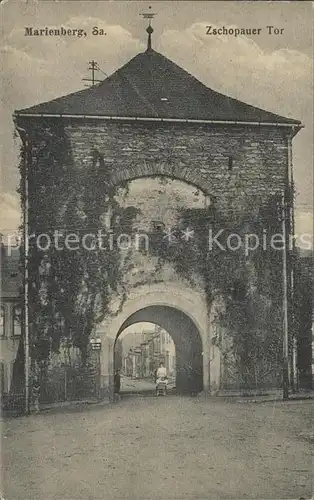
<box><xmin>117</xmin><ymin>305</ymin><xmax>203</xmax><ymax>394</ymax></box>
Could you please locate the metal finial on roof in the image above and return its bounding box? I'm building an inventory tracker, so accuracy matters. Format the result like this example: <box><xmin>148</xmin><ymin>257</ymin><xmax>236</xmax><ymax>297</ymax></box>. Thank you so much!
<box><xmin>140</xmin><ymin>5</ymin><xmax>157</xmax><ymax>51</ymax></box>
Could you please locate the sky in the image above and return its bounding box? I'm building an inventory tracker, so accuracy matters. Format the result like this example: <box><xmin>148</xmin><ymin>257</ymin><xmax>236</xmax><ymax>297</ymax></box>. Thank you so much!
<box><xmin>1</xmin><ymin>0</ymin><xmax>313</xmax><ymax>242</ymax></box>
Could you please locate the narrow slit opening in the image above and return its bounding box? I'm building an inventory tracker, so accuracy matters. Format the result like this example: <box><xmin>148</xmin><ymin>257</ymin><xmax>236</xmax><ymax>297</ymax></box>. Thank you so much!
<box><xmin>228</xmin><ymin>156</ymin><xmax>233</xmax><ymax>171</ymax></box>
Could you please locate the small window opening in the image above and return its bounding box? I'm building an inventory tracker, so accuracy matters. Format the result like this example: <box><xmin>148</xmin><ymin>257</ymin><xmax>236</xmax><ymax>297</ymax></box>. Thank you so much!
<box><xmin>151</xmin><ymin>221</ymin><xmax>165</xmax><ymax>232</ymax></box>
<box><xmin>13</xmin><ymin>306</ymin><xmax>22</xmax><ymax>337</ymax></box>
<box><xmin>228</xmin><ymin>156</ymin><xmax>233</xmax><ymax>171</ymax></box>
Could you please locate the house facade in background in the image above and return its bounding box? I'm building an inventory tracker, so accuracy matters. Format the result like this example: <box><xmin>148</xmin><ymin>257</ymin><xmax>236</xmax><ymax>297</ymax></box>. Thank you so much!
<box><xmin>121</xmin><ymin>325</ymin><xmax>176</xmax><ymax>379</ymax></box>
<box><xmin>0</xmin><ymin>244</ymin><xmax>22</xmax><ymax>394</ymax></box>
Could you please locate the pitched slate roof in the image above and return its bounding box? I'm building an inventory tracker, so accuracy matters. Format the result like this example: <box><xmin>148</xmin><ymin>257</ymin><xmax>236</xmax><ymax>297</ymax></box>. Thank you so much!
<box><xmin>16</xmin><ymin>48</ymin><xmax>300</xmax><ymax>125</ymax></box>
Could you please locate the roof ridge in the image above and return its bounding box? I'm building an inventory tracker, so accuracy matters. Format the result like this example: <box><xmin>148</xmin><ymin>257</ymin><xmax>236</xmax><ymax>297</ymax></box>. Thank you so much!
<box><xmin>15</xmin><ymin>48</ymin><xmax>301</xmax><ymax>125</ymax></box>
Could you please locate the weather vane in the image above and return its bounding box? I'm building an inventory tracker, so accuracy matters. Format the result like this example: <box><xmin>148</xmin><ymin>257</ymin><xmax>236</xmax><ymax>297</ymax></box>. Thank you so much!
<box><xmin>140</xmin><ymin>5</ymin><xmax>157</xmax><ymax>51</ymax></box>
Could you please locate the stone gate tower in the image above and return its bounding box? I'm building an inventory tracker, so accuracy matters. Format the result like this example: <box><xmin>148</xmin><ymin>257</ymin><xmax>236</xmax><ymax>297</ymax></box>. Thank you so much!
<box><xmin>15</xmin><ymin>27</ymin><xmax>302</xmax><ymax>397</ymax></box>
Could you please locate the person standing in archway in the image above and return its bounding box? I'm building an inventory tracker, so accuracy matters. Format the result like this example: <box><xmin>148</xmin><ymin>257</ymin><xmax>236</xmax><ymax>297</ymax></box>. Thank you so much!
<box><xmin>156</xmin><ymin>362</ymin><xmax>168</xmax><ymax>394</ymax></box>
<box><xmin>156</xmin><ymin>362</ymin><xmax>167</xmax><ymax>379</ymax></box>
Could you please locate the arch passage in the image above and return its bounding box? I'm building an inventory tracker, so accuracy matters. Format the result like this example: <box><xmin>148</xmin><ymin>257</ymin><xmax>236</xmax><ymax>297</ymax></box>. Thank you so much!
<box><xmin>117</xmin><ymin>305</ymin><xmax>204</xmax><ymax>394</ymax></box>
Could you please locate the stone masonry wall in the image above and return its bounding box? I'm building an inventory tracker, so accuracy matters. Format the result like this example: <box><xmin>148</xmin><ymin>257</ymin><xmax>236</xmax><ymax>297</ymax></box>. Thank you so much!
<box><xmin>62</xmin><ymin>118</ymin><xmax>289</xmax><ymax>392</ymax></box>
<box><xmin>20</xmin><ymin>117</ymin><xmax>292</xmax><ymax>391</ymax></box>
<box><xmin>65</xmin><ymin>120</ymin><xmax>289</xmax><ymax>214</ymax></box>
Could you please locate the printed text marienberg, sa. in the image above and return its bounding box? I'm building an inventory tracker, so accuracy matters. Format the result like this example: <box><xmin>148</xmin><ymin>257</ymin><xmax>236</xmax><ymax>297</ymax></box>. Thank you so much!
<box><xmin>24</xmin><ymin>27</ymin><xmax>107</xmax><ymax>38</ymax></box>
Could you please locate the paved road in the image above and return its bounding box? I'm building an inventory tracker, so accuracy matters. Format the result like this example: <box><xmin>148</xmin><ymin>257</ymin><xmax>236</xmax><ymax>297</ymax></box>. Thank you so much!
<box><xmin>2</xmin><ymin>395</ymin><xmax>313</xmax><ymax>500</ymax></box>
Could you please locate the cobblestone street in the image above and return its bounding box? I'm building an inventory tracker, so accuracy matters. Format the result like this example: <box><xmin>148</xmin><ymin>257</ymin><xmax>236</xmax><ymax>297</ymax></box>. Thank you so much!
<box><xmin>2</xmin><ymin>395</ymin><xmax>313</xmax><ymax>500</ymax></box>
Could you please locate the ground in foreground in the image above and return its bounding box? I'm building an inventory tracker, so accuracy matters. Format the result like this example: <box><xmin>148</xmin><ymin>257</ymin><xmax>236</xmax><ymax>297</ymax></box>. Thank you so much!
<box><xmin>2</xmin><ymin>395</ymin><xmax>313</xmax><ymax>499</ymax></box>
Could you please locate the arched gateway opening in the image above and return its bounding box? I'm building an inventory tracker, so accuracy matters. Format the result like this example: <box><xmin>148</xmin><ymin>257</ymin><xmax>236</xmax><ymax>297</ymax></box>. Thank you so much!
<box><xmin>115</xmin><ymin>306</ymin><xmax>204</xmax><ymax>394</ymax></box>
<box><xmin>95</xmin><ymin>170</ymin><xmax>212</xmax><ymax>397</ymax></box>
<box><xmin>116</xmin><ymin>322</ymin><xmax>176</xmax><ymax>392</ymax></box>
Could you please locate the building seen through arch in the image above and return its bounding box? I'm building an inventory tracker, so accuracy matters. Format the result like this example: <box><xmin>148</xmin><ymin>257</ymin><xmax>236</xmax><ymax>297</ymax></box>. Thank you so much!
<box><xmin>116</xmin><ymin>322</ymin><xmax>176</xmax><ymax>384</ymax></box>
